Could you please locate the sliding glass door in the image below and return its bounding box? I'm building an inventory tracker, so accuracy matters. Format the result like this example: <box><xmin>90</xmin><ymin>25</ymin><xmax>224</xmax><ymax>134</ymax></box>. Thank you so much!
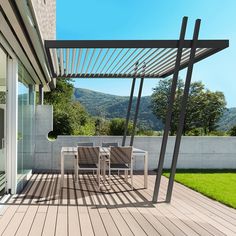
<box><xmin>0</xmin><ymin>46</ymin><xmax>7</xmax><ymax>196</ymax></box>
<box><xmin>17</xmin><ymin>62</ymin><xmax>35</xmax><ymax>192</ymax></box>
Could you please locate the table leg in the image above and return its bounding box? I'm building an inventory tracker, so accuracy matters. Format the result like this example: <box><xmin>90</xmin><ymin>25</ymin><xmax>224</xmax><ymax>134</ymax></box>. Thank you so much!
<box><xmin>144</xmin><ymin>152</ymin><xmax>148</xmax><ymax>188</ymax></box>
<box><xmin>61</xmin><ymin>151</ymin><xmax>64</xmax><ymax>187</ymax></box>
<box><xmin>103</xmin><ymin>157</ymin><xmax>106</xmax><ymax>180</ymax></box>
<box><xmin>75</xmin><ymin>156</ymin><xmax>78</xmax><ymax>182</ymax></box>
<box><xmin>125</xmin><ymin>170</ymin><xmax>128</xmax><ymax>182</ymax></box>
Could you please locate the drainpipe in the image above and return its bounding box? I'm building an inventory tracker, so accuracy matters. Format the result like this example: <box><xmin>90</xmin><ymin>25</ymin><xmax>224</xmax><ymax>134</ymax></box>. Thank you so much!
<box><xmin>39</xmin><ymin>84</ymin><xmax>44</xmax><ymax>105</ymax></box>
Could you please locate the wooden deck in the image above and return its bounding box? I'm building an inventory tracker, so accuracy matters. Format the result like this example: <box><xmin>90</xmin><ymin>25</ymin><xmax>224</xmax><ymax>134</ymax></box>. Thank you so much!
<box><xmin>0</xmin><ymin>173</ymin><xmax>236</xmax><ymax>236</ymax></box>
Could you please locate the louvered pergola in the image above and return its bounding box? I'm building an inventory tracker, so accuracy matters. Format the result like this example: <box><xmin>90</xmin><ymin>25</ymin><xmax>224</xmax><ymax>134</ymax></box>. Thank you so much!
<box><xmin>45</xmin><ymin>17</ymin><xmax>229</xmax><ymax>203</ymax></box>
<box><xmin>45</xmin><ymin>40</ymin><xmax>227</xmax><ymax>79</ymax></box>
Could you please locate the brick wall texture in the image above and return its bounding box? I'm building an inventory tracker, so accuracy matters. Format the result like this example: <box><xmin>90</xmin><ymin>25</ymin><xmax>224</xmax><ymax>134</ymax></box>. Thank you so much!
<box><xmin>31</xmin><ymin>0</ymin><xmax>56</xmax><ymax>40</ymax></box>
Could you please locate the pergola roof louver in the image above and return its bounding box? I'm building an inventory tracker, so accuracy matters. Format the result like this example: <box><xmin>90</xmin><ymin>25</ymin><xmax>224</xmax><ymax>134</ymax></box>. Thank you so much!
<box><xmin>45</xmin><ymin>40</ymin><xmax>228</xmax><ymax>79</ymax></box>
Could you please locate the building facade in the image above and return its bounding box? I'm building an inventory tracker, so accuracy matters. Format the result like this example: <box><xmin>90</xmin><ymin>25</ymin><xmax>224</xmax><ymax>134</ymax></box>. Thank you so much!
<box><xmin>0</xmin><ymin>0</ymin><xmax>56</xmax><ymax>195</ymax></box>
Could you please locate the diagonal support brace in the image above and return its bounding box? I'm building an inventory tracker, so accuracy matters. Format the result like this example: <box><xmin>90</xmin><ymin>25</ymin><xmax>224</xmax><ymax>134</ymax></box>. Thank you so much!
<box><xmin>166</xmin><ymin>19</ymin><xmax>201</xmax><ymax>203</ymax></box>
<box><xmin>130</xmin><ymin>63</ymin><xmax>146</xmax><ymax>146</ymax></box>
<box><xmin>152</xmin><ymin>16</ymin><xmax>188</xmax><ymax>203</ymax></box>
<box><xmin>122</xmin><ymin>62</ymin><xmax>138</xmax><ymax>146</ymax></box>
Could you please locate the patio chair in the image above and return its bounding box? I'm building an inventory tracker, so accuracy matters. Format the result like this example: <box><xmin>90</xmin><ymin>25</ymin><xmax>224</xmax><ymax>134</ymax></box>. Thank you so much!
<box><xmin>102</xmin><ymin>142</ymin><xmax>119</xmax><ymax>147</ymax></box>
<box><xmin>76</xmin><ymin>147</ymin><xmax>101</xmax><ymax>189</ymax></box>
<box><xmin>76</xmin><ymin>143</ymin><xmax>94</xmax><ymax>172</ymax></box>
<box><xmin>108</xmin><ymin>146</ymin><xmax>133</xmax><ymax>189</ymax></box>
<box><xmin>101</xmin><ymin>142</ymin><xmax>119</xmax><ymax>176</ymax></box>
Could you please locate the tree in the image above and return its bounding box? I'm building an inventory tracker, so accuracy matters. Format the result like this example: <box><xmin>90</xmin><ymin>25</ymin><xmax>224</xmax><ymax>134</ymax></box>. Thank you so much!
<box><xmin>94</xmin><ymin>117</ymin><xmax>110</xmax><ymax>135</ymax></box>
<box><xmin>44</xmin><ymin>78</ymin><xmax>95</xmax><ymax>136</ymax></box>
<box><xmin>201</xmin><ymin>91</ymin><xmax>226</xmax><ymax>134</ymax></box>
<box><xmin>229</xmin><ymin>126</ymin><xmax>236</xmax><ymax>136</ymax></box>
<box><xmin>151</xmin><ymin>78</ymin><xmax>226</xmax><ymax>135</ymax></box>
<box><xmin>109</xmin><ymin>118</ymin><xmax>133</xmax><ymax>135</ymax></box>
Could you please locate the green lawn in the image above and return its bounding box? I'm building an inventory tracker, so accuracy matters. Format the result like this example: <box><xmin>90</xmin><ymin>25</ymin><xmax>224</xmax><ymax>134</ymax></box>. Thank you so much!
<box><xmin>163</xmin><ymin>169</ymin><xmax>236</xmax><ymax>209</ymax></box>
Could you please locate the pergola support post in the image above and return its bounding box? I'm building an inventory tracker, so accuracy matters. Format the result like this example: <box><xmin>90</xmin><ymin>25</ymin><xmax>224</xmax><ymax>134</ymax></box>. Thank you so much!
<box><xmin>166</xmin><ymin>19</ymin><xmax>201</xmax><ymax>203</ymax></box>
<box><xmin>130</xmin><ymin>77</ymin><xmax>144</xmax><ymax>146</ymax></box>
<box><xmin>152</xmin><ymin>16</ymin><xmax>188</xmax><ymax>203</ymax></box>
<box><xmin>122</xmin><ymin>62</ymin><xmax>139</xmax><ymax>146</ymax></box>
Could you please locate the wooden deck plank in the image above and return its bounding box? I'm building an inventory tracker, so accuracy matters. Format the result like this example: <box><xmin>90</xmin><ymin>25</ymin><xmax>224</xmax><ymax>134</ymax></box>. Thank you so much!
<box><xmin>101</xmin><ymin>176</ymin><xmax>148</xmax><ymax>236</ymax></box>
<box><xmin>108</xmin><ymin>176</ymin><xmax>151</xmax><ymax>236</ymax></box>
<box><xmin>1</xmin><ymin>173</ymin><xmax>236</xmax><ymax>236</ymax></box>
<box><xmin>53</xmin><ymin>173</ymin><xmax>61</xmax><ymax>205</ymax></box>
<box><xmin>68</xmin><ymin>206</ymin><xmax>81</xmax><ymax>236</ymax></box>
<box><xmin>145</xmin><ymin>175</ymin><xmax>232</xmax><ymax>236</ymax></box>
<box><xmin>136</xmin><ymin>176</ymin><xmax>223</xmax><ymax>234</ymax></box>
<box><xmin>55</xmin><ymin>205</ymin><xmax>68</xmax><ymax>236</ymax></box>
<box><xmin>161</xmin><ymin>176</ymin><xmax>236</xmax><ymax>219</ymax></box>
<box><xmin>112</xmin><ymin>176</ymin><xmax>172</xmax><ymax>236</ymax></box>
<box><xmin>1</xmin><ymin>212</ymin><xmax>24</xmax><ymax>236</ymax></box>
<box><xmin>68</xmin><ymin>174</ymin><xmax>76</xmax><ymax>205</ymax></box>
<box><xmin>86</xmin><ymin>174</ymin><xmax>134</xmax><ymax>236</ymax></box>
<box><xmin>78</xmin><ymin>206</ymin><xmax>94</xmax><ymax>236</ymax></box>
<box><xmin>110</xmin><ymin>176</ymin><xmax>160</xmax><ymax>236</ymax></box>
<box><xmin>82</xmin><ymin>174</ymin><xmax>116</xmax><ymax>236</ymax></box>
<box><xmin>27</xmin><ymin>175</ymin><xmax>50</xmax><ymax>236</ymax></box>
<box><xmin>134</xmin><ymin>175</ymin><xmax>219</xmax><ymax>236</ymax></box>
<box><xmin>21</xmin><ymin>174</ymin><xmax>40</xmax><ymax>204</ymax></box>
<box><xmin>161</xmin><ymin>177</ymin><xmax>236</xmax><ymax>226</ymax></box>
<box><xmin>42</xmin><ymin>205</ymin><xmax>58</xmax><ymax>236</ymax></box>
<box><xmin>28</xmin><ymin>212</ymin><xmax>47</xmax><ymax>236</ymax></box>
<box><xmin>113</xmin><ymin>175</ymin><xmax>186</xmax><ymax>236</ymax></box>
<box><xmin>148</xmin><ymin>176</ymin><xmax>236</xmax><ymax>234</ymax></box>
<box><xmin>15</xmin><ymin>206</ymin><xmax>38</xmax><ymax>236</ymax></box>
<box><xmin>0</xmin><ymin>205</ymin><xmax>19</xmax><ymax>234</ymax></box>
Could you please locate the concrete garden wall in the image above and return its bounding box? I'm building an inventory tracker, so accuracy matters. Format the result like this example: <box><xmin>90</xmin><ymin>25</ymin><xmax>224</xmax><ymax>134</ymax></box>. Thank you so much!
<box><xmin>34</xmin><ymin>105</ymin><xmax>236</xmax><ymax>171</ymax></box>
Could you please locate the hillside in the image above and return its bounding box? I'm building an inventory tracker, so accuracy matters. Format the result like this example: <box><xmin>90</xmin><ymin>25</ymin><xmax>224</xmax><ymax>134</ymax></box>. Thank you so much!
<box><xmin>217</xmin><ymin>108</ymin><xmax>236</xmax><ymax>131</ymax></box>
<box><xmin>73</xmin><ymin>88</ymin><xmax>236</xmax><ymax>132</ymax></box>
<box><xmin>73</xmin><ymin>88</ymin><xmax>163</xmax><ymax>130</ymax></box>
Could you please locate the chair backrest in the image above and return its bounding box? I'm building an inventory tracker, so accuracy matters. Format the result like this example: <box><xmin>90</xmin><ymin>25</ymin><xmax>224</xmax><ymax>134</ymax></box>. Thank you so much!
<box><xmin>77</xmin><ymin>147</ymin><xmax>100</xmax><ymax>164</ymax></box>
<box><xmin>102</xmin><ymin>142</ymin><xmax>119</xmax><ymax>147</ymax></box>
<box><xmin>110</xmin><ymin>146</ymin><xmax>133</xmax><ymax>164</ymax></box>
<box><xmin>77</xmin><ymin>142</ymin><xmax>94</xmax><ymax>147</ymax></box>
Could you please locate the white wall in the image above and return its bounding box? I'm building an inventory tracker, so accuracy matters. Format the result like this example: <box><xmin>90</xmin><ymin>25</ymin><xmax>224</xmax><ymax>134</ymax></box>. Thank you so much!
<box><xmin>34</xmin><ymin>105</ymin><xmax>236</xmax><ymax>171</ymax></box>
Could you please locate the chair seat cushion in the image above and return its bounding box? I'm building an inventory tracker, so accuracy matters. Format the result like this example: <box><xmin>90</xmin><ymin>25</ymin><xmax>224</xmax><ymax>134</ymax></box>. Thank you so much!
<box><xmin>78</xmin><ymin>164</ymin><xmax>97</xmax><ymax>169</ymax></box>
<box><xmin>110</xmin><ymin>163</ymin><xmax>129</xmax><ymax>169</ymax></box>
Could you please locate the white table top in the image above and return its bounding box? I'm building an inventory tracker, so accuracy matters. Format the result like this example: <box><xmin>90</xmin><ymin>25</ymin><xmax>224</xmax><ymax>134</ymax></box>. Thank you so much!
<box><xmin>61</xmin><ymin>146</ymin><xmax>147</xmax><ymax>154</ymax></box>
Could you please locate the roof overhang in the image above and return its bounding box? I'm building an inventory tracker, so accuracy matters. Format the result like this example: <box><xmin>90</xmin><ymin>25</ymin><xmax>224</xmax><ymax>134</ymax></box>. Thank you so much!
<box><xmin>45</xmin><ymin>39</ymin><xmax>229</xmax><ymax>79</ymax></box>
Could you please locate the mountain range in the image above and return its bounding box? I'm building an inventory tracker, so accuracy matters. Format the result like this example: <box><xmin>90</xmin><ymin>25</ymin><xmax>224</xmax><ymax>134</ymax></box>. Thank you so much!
<box><xmin>73</xmin><ymin>88</ymin><xmax>236</xmax><ymax>131</ymax></box>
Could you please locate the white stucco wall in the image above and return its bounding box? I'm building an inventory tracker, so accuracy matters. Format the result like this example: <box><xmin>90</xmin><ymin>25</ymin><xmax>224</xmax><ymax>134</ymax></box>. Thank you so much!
<box><xmin>34</xmin><ymin>105</ymin><xmax>236</xmax><ymax>171</ymax></box>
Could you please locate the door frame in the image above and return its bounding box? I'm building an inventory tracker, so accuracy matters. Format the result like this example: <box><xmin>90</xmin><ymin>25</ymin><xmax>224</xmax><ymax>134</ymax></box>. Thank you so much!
<box><xmin>0</xmin><ymin>35</ymin><xmax>18</xmax><ymax>194</ymax></box>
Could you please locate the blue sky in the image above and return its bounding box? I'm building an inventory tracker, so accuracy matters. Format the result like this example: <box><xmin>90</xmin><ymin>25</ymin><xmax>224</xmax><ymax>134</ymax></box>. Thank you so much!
<box><xmin>57</xmin><ymin>0</ymin><xmax>236</xmax><ymax>107</ymax></box>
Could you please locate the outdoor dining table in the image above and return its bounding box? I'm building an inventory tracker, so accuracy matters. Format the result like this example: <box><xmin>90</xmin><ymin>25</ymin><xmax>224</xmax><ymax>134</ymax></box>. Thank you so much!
<box><xmin>60</xmin><ymin>146</ymin><xmax>148</xmax><ymax>188</ymax></box>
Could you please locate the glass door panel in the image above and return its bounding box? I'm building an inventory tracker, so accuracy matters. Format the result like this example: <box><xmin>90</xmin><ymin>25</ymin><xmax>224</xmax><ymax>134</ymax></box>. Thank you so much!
<box><xmin>17</xmin><ymin>62</ymin><xmax>35</xmax><ymax>192</ymax></box>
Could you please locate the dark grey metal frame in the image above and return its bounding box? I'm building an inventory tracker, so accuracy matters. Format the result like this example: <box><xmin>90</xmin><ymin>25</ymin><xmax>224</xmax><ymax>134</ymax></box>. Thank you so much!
<box><xmin>165</xmin><ymin>19</ymin><xmax>201</xmax><ymax>203</ymax></box>
<box><xmin>152</xmin><ymin>16</ymin><xmax>188</xmax><ymax>202</ymax></box>
<box><xmin>45</xmin><ymin>39</ymin><xmax>228</xmax><ymax>79</ymax></box>
<box><xmin>130</xmin><ymin>77</ymin><xmax>144</xmax><ymax>146</ymax></box>
<box><xmin>44</xmin><ymin>17</ymin><xmax>229</xmax><ymax>203</ymax></box>
<box><xmin>122</xmin><ymin>62</ymin><xmax>138</xmax><ymax>146</ymax></box>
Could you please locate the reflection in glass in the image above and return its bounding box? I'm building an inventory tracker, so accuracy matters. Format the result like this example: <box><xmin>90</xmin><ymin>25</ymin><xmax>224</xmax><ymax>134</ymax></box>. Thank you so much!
<box><xmin>17</xmin><ymin>62</ymin><xmax>35</xmax><ymax>192</ymax></box>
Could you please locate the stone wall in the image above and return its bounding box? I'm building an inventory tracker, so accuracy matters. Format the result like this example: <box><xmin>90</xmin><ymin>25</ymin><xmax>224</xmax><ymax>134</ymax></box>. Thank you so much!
<box><xmin>34</xmin><ymin>105</ymin><xmax>236</xmax><ymax>171</ymax></box>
